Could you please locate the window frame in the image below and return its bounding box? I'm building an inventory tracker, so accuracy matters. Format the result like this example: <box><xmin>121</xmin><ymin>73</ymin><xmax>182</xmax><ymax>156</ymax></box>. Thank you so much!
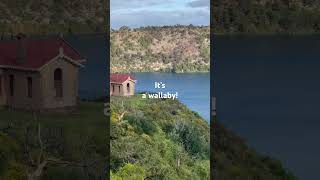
<box><xmin>54</xmin><ymin>68</ymin><xmax>63</xmax><ymax>98</ymax></box>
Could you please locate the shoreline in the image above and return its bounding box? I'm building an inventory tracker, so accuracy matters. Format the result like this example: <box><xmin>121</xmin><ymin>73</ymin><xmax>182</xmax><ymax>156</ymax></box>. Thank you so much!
<box><xmin>111</xmin><ymin>70</ymin><xmax>210</xmax><ymax>74</ymax></box>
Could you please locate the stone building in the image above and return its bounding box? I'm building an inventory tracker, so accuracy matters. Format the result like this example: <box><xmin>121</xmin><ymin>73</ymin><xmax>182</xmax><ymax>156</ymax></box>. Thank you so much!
<box><xmin>0</xmin><ymin>34</ymin><xmax>86</xmax><ymax>110</ymax></box>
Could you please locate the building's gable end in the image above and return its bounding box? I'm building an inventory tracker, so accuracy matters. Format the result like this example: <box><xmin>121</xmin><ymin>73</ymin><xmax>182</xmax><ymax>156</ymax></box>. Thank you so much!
<box><xmin>39</xmin><ymin>55</ymin><xmax>84</xmax><ymax>73</ymax></box>
<box><xmin>39</xmin><ymin>56</ymin><xmax>79</xmax><ymax>109</ymax></box>
<box><xmin>121</xmin><ymin>78</ymin><xmax>135</xmax><ymax>85</ymax></box>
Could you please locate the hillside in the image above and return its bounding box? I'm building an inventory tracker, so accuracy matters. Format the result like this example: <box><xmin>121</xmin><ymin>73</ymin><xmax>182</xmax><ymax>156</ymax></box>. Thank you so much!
<box><xmin>0</xmin><ymin>102</ymin><xmax>107</xmax><ymax>180</ymax></box>
<box><xmin>110</xmin><ymin>26</ymin><xmax>210</xmax><ymax>73</ymax></box>
<box><xmin>110</xmin><ymin>95</ymin><xmax>296</xmax><ymax>180</ymax></box>
<box><xmin>0</xmin><ymin>0</ymin><xmax>107</xmax><ymax>34</ymax></box>
<box><xmin>213</xmin><ymin>0</ymin><xmax>320</xmax><ymax>33</ymax></box>
<box><xmin>110</xmin><ymin>96</ymin><xmax>210</xmax><ymax>179</ymax></box>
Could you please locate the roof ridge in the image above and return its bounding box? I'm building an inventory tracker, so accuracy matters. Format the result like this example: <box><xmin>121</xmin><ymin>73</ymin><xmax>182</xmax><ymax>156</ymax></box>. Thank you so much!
<box><xmin>58</xmin><ymin>37</ymin><xmax>84</xmax><ymax>60</ymax></box>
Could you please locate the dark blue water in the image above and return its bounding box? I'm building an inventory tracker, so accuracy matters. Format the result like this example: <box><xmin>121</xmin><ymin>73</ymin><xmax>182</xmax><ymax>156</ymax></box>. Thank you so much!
<box><xmin>215</xmin><ymin>35</ymin><xmax>320</xmax><ymax>180</ymax></box>
<box><xmin>133</xmin><ymin>72</ymin><xmax>210</xmax><ymax>121</ymax></box>
<box><xmin>65</xmin><ymin>34</ymin><xmax>108</xmax><ymax>100</ymax></box>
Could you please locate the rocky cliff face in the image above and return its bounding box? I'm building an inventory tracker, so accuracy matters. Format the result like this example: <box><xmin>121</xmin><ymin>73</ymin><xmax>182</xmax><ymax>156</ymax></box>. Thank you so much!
<box><xmin>111</xmin><ymin>26</ymin><xmax>210</xmax><ymax>73</ymax></box>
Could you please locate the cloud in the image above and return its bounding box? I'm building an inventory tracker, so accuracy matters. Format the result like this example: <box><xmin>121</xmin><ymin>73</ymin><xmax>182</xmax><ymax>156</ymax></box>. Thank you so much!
<box><xmin>187</xmin><ymin>0</ymin><xmax>210</xmax><ymax>8</ymax></box>
<box><xmin>110</xmin><ymin>0</ymin><xmax>209</xmax><ymax>29</ymax></box>
<box><xmin>111</xmin><ymin>0</ymin><xmax>173</xmax><ymax>10</ymax></box>
<box><xmin>111</xmin><ymin>9</ymin><xmax>209</xmax><ymax>29</ymax></box>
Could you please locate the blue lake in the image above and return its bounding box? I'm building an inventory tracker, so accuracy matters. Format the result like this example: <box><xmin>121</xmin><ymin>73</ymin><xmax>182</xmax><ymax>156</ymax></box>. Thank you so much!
<box><xmin>133</xmin><ymin>72</ymin><xmax>210</xmax><ymax>121</ymax></box>
<box><xmin>215</xmin><ymin>35</ymin><xmax>320</xmax><ymax>180</ymax></box>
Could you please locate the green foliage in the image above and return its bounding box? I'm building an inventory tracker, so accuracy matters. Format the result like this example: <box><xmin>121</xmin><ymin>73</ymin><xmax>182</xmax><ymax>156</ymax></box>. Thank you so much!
<box><xmin>0</xmin><ymin>134</ymin><xmax>25</xmax><ymax>179</ymax></box>
<box><xmin>0</xmin><ymin>102</ymin><xmax>107</xmax><ymax>179</ymax></box>
<box><xmin>119</xmin><ymin>26</ymin><xmax>131</xmax><ymax>31</ymax></box>
<box><xmin>0</xmin><ymin>134</ymin><xmax>16</xmax><ymax>169</ymax></box>
<box><xmin>174</xmin><ymin>62</ymin><xmax>209</xmax><ymax>73</ymax></box>
<box><xmin>138</xmin><ymin>36</ymin><xmax>153</xmax><ymax>49</ymax></box>
<box><xmin>42</xmin><ymin>167</ymin><xmax>88</xmax><ymax>180</ymax></box>
<box><xmin>111</xmin><ymin>96</ymin><xmax>296</xmax><ymax>179</ymax></box>
<box><xmin>127</xmin><ymin>115</ymin><xmax>157</xmax><ymax>135</ymax></box>
<box><xmin>200</xmin><ymin>47</ymin><xmax>210</xmax><ymax>63</ymax></box>
<box><xmin>1</xmin><ymin>162</ymin><xmax>25</xmax><ymax>180</ymax></box>
<box><xmin>213</xmin><ymin>0</ymin><xmax>320</xmax><ymax>33</ymax></box>
<box><xmin>0</xmin><ymin>0</ymin><xmax>107</xmax><ymax>34</ymax></box>
<box><xmin>170</xmin><ymin>119</ymin><xmax>209</xmax><ymax>157</ymax></box>
<box><xmin>111</xmin><ymin>96</ymin><xmax>210</xmax><ymax>179</ymax></box>
<box><xmin>111</xmin><ymin>163</ymin><xmax>145</xmax><ymax>180</ymax></box>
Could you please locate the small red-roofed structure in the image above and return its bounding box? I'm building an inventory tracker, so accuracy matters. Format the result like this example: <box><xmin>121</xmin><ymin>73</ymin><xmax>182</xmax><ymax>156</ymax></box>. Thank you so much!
<box><xmin>110</xmin><ymin>73</ymin><xmax>136</xmax><ymax>96</ymax></box>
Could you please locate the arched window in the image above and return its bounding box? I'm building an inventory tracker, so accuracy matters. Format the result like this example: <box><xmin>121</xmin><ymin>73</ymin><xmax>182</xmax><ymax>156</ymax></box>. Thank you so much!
<box><xmin>27</xmin><ymin>77</ymin><xmax>32</xmax><ymax>98</ymax></box>
<box><xmin>54</xmin><ymin>68</ymin><xmax>63</xmax><ymax>97</ymax></box>
<box><xmin>127</xmin><ymin>83</ymin><xmax>130</xmax><ymax>93</ymax></box>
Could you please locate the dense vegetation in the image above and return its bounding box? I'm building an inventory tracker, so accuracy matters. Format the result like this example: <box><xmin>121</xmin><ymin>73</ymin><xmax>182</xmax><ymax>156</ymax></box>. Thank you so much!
<box><xmin>213</xmin><ymin>119</ymin><xmax>298</xmax><ymax>180</ymax></box>
<box><xmin>0</xmin><ymin>0</ymin><xmax>107</xmax><ymax>35</ymax></box>
<box><xmin>110</xmin><ymin>95</ymin><xmax>296</xmax><ymax>180</ymax></box>
<box><xmin>111</xmin><ymin>26</ymin><xmax>210</xmax><ymax>73</ymax></box>
<box><xmin>213</xmin><ymin>0</ymin><xmax>320</xmax><ymax>33</ymax></box>
<box><xmin>0</xmin><ymin>102</ymin><xmax>107</xmax><ymax>180</ymax></box>
<box><xmin>110</xmin><ymin>96</ymin><xmax>210</xmax><ymax>179</ymax></box>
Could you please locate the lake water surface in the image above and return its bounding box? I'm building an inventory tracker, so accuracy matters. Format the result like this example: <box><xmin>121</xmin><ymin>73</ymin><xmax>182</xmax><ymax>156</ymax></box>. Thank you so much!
<box><xmin>215</xmin><ymin>35</ymin><xmax>320</xmax><ymax>180</ymax></box>
<box><xmin>133</xmin><ymin>72</ymin><xmax>210</xmax><ymax>121</ymax></box>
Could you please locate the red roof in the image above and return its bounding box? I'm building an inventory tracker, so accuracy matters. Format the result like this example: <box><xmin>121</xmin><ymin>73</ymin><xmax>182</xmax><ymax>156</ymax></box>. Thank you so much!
<box><xmin>110</xmin><ymin>74</ymin><xmax>136</xmax><ymax>84</ymax></box>
<box><xmin>0</xmin><ymin>37</ymin><xmax>84</xmax><ymax>70</ymax></box>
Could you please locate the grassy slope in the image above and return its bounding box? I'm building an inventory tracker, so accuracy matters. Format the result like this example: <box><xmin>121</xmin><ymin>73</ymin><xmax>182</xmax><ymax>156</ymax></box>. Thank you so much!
<box><xmin>111</xmin><ymin>26</ymin><xmax>210</xmax><ymax>73</ymax></box>
<box><xmin>0</xmin><ymin>102</ymin><xmax>107</xmax><ymax>180</ymax></box>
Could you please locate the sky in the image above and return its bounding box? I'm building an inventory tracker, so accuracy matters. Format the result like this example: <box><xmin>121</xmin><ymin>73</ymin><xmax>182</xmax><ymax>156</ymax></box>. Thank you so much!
<box><xmin>110</xmin><ymin>0</ymin><xmax>210</xmax><ymax>29</ymax></box>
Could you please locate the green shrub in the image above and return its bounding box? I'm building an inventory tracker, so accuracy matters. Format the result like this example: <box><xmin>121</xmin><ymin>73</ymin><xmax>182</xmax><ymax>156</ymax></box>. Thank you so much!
<box><xmin>112</xmin><ymin>163</ymin><xmax>145</xmax><ymax>180</ymax></box>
